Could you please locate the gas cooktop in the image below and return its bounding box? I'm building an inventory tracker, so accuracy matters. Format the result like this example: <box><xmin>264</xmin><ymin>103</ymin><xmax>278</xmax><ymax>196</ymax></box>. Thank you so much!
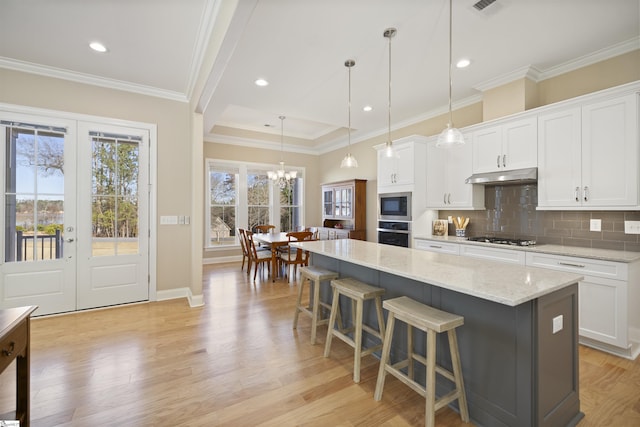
<box><xmin>466</xmin><ymin>236</ymin><xmax>537</xmax><ymax>247</ymax></box>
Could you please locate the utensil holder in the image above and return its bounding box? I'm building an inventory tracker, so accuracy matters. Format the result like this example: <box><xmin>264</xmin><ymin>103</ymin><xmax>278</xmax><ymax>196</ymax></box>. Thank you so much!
<box><xmin>455</xmin><ymin>229</ymin><xmax>466</xmax><ymax>238</ymax></box>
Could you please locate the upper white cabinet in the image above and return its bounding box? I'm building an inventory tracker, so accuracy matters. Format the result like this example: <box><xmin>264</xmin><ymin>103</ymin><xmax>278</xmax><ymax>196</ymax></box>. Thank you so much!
<box><xmin>472</xmin><ymin>116</ymin><xmax>537</xmax><ymax>174</ymax></box>
<box><xmin>425</xmin><ymin>135</ymin><xmax>484</xmax><ymax>209</ymax></box>
<box><xmin>538</xmin><ymin>93</ymin><xmax>639</xmax><ymax>209</ymax></box>
<box><xmin>376</xmin><ymin>135</ymin><xmax>427</xmax><ymax>194</ymax></box>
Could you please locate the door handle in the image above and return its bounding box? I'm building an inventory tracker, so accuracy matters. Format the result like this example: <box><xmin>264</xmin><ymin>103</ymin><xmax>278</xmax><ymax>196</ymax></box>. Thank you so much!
<box><xmin>66</xmin><ymin>238</ymin><xmax>74</xmax><ymax>243</ymax></box>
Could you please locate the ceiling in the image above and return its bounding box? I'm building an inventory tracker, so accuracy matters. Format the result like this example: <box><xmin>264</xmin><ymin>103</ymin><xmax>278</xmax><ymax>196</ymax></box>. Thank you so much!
<box><xmin>1</xmin><ymin>0</ymin><xmax>639</xmax><ymax>155</ymax></box>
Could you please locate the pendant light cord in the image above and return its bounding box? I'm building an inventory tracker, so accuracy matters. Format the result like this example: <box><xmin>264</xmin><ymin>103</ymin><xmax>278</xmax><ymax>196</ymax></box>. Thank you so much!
<box><xmin>388</xmin><ymin>30</ymin><xmax>392</xmax><ymax>144</ymax></box>
<box><xmin>448</xmin><ymin>0</ymin><xmax>454</xmax><ymax>127</ymax></box>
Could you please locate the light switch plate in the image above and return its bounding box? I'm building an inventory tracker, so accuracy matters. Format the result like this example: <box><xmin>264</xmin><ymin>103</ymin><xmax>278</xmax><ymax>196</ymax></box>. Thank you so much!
<box><xmin>589</xmin><ymin>219</ymin><xmax>601</xmax><ymax>232</ymax></box>
<box><xmin>552</xmin><ymin>315</ymin><xmax>563</xmax><ymax>334</ymax></box>
<box><xmin>625</xmin><ymin>221</ymin><xmax>640</xmax><ymax>234</ymax></box>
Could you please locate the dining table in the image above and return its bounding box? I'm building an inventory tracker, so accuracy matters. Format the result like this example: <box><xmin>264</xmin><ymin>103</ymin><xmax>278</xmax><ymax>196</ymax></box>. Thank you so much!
<box><xmin>252</xmin><ymin>232</ymin><xmax>291</xmax><ymax>282</ymax></box>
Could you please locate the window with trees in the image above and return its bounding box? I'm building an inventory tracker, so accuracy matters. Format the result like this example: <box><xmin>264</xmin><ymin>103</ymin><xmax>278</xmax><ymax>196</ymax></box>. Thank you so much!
<box><xmin>4</xmin><ymin>124</ymin><xmax>66</xmax><ymax>262</ymax></box>
<box><xmin>206</xmin><ymin>160</ymin><xmax>303</xmax><ymax>248</ymax></box>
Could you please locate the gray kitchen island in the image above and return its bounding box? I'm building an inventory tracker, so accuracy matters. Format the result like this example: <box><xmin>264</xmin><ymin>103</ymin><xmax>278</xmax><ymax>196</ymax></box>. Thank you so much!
<box><xmin>291</xmin><ymin>239</ymin><xmax>585</xmax><ymax>427</ymax></box>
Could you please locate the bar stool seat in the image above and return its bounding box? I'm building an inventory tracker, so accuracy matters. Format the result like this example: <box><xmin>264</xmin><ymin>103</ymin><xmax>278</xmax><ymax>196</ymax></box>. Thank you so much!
<box><xmin>374</xmin><ymin>296</ymin><xmax>469</xmax><ymax>427</ymax></box>
<box><xmin>324</xmin><ymin>278</ymin><xmax>385</xmax><ymax>383</ymax></box>
<box><xmin>293</xmin><ymin>266</ymin><xmax>340</xmax><ymax>345</ymax></box>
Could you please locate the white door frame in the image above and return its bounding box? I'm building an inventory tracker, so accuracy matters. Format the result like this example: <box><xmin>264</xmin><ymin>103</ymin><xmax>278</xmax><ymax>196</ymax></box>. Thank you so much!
<box><xmin>0</xmin><ymin>102</ymin><xmax>157</xmax><ymax>312</ymax></box>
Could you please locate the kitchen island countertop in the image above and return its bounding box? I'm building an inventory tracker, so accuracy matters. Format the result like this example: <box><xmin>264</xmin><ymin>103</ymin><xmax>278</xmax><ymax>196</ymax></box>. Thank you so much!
<box><xmin>292</xmin><ymin>239</ymin><xmax>582</xmax><ymax>306</ymax></box>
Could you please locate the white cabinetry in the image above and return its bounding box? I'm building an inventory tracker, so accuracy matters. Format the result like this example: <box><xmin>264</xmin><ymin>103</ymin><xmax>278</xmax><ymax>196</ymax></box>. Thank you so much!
<box><xmin>459</xmin><ymin>245</ymin><xmax>526</xmax><ymax>265</ymax></box>
<box><xmin>426</xmin><ymin>136</ymin><xmax>484</xmax><ymax>209</ymax></box>
<box><xmin>472</xmin><ymin>116</ymin><xmax>537</xmax><ymax>174</ymax></box>
<box><xmin>538</xmin><ymin>93</ymin><xmax>639</xmax><ymax>209</ymax></box>
<box><xmin>526</xmin><ymin>252</ymin><xmax>631</xmax><ymax>351</ymax></box>
<box><xmin>376</xmin><ymin>135</ymin><xmax>427</xmax><ymax>194</ymax></box>
<box><xmin>413</xmin><ymin>238</ymin><xmax>460</xmax><ymax>255</ymax></box>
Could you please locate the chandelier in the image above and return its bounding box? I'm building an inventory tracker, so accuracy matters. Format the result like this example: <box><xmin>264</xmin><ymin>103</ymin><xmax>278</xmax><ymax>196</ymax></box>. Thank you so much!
<box><xmin>268</xmin><ymin>115</ymin><xmax>298</xmax><ymax>188</ymax></box>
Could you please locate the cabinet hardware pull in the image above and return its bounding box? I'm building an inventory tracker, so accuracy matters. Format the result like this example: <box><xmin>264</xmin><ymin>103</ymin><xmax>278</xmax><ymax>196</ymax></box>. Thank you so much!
<box><xmin>443</xmin><ymin>193</ymin><xmax>447</xmax><ymax>204</ymax></box>
<box><xmin>496</xmin><ymin>155</ymin><xmax>500</xmax><ymax>168</ymax></box>
<box><xmin>2</xmin><ymin>341</ymin><xmax>15</xmax><ymax>357</ymax></box>
<box><xmin>502</xmin><ymin>154</ymin><xmax>506</xmax><ymax>167</ymax></box>
<box><xmin>429</xmin><ymin>245</ymin><xmax>442</xmax><ymax>249</ymax></box>
<box><xmin>558</xmin><ymin>262</ymin><xmax>585</xmax><ymax>268</ymax></box>
<box><xmin>575</xmin><ymin>187</ymin><xmax>580</xmax><ymax>202</ymax></box>
<box><xmin>584</xmin><ymin>186</ymin><xmax>589</xmax><ymax>202</ymax></box>
<box><xmin>447</xmin><ymin>193</ymin><xmax>451</xmax><ymax>204</ymax></box>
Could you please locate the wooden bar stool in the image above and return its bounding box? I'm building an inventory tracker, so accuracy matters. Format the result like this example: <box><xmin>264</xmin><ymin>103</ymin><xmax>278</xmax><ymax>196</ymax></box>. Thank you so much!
<box><xmin>293</xmin><ymin>266</ymin><xmax>340</xmax><ymax>345</ymax></box>
<box><xmin>374</xmin><ymin>296</ymin><xmax>469</xmax><ymax>427</ymax></box>
<box><xmin>324</xmin><ymin>278</ymin><xmax>385</xmax><ymax>383</ymax></box>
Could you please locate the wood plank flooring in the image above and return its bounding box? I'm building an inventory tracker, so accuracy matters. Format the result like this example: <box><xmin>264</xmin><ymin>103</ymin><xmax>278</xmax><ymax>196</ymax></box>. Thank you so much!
<box><xmin>0</xmin><ymin>262</ymin><xmax>638</xmax><ymax>426</ymax></box>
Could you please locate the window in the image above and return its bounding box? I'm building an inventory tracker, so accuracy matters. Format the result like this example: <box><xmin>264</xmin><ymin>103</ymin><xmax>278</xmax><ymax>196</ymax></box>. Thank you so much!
<box><xmin>206</xmin><ymin>160</ymin><xmax>304</xmax><ymax>248</ymax></box>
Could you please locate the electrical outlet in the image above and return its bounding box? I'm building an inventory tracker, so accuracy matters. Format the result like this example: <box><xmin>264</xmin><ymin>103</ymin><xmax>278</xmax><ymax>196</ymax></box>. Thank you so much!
<box><xmin>589</xmin><ymin>219</ymin><xmax>601</xmax><ymax>232</ymax></box>
<box><xmin>552</xmin><ymin>315</ymin><xmax>563</xmax><ymax>334</ymax></box>
<box><xmin>625</xmin><ymin>221</ymin><xmax>640</xmax><ymax>234</ymax></box>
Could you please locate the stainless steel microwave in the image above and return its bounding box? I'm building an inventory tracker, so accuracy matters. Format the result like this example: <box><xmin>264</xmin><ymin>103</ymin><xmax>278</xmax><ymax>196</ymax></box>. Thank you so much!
<box><xmin>378</xmin><ymin>192</ymin><xmax>411</xmax><ymax>221</ymax></box>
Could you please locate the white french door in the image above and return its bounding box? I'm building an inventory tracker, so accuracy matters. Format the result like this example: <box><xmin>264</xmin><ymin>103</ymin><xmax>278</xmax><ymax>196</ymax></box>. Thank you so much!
<box><xmin>1</xmin><ymin>110</ymin><xmax>150</xmax><ymax>316</ymax></box>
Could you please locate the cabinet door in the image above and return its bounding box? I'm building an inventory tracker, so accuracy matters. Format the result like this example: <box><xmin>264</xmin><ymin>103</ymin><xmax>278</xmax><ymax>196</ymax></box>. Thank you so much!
<box><xmin>472</xmin><ymin>126</ymin><xmax>502</xmax><ymax>173</ymax></box>
<box><xmin>426</xmin><ymin>141</ymin><xmax>448</xmax><ymax>208</ymax></box>
<box><xmin>322</xmin><ymin>188</ymin><xmax>334</xmax><ymax>218</ymax></box>
<box><xmin>581</xmin><ymin>94</ymin><xmax>638</xmax><ymax>207</ymax></box>
<box><xmin>394</xmin><ymin>144</ymin><xmax>415</xmax><ymax>186</ymax></box>
<box><xmin>502</xmin><ymin>117</ymin><xmax>537</xmax><ymax>171</ymax></box>
<box><xmin>537</xmin><ymin>108</ymin><xmax>582</xmax><ymax>208</ymax></box>
<box><xmin>377</xmin><ymin>149</ymin><xmax>396</xmax><ymax>187</ymax></box>
<box><xmin>446</xmin><ymin>142</ymin><xmax>475</xmax><ymax>208</ymax></box>
<box><xmin>579</xmin><ymin>275</ymin><xmax>628</xmax><ymax>348</ymax></box>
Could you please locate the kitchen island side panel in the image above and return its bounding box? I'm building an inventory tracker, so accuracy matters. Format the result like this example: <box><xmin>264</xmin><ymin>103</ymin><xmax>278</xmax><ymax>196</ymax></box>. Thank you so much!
<box><xmin>310</xmin><ymin>253</ymin><xmax>582</xmax><ymax>427</ymax></box>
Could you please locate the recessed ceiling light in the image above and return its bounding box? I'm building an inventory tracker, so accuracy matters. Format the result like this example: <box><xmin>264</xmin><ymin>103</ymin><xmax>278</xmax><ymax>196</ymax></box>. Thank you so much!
<box><xmin>456</xmin><ymin>58</ymin><xmax>471</xmax><ymax>68</ymax></box>
<box><xmin>89</xmin><ymin>41</ymin><xmax>108</xmax><ymax>53</ymax></box>
<box><xmin>363</xmin><ymin>105</ymin><xmax>373</xmax><ymax>112</ymax></box>
<box><xmin>254</xmin><ymin>78</ymin><xmax>269</xmax><ymax>87</ymax></box>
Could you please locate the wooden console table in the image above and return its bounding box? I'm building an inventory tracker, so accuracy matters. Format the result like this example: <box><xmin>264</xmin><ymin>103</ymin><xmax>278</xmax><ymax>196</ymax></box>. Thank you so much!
<box><xmin>0</xmin><ymin>306</ymin><xmax>37</xmax><ymax>427</ymax></box>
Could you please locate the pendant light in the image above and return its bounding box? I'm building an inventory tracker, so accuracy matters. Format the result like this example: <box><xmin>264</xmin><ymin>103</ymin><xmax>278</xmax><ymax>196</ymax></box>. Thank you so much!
<box><xmin>341</xmin><ymin>59</ymin><xmax>358</xmax><ymax>168</ymax></box>
<box><xmin>267</xmin><ymin>115</ymin><xmax>297</xmax><ymax>188</ymax></box>
<box><xmin>437</xmin><ymin>0</ymin><xmax>465</xmax><ymax>147</ymax></box>
<box><xmin>383</xmin><ymin>27</ymin><xmax>397</xmax><ymax>158</ymax></box>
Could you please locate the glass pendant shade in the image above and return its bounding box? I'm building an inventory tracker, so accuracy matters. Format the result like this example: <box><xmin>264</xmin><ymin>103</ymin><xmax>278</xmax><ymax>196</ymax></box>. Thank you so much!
<box><xmin>340</xmin><ymin>59</ymin><xmax>358</xmax><ymax>168</ymax></box>
<box><xmin>341</xmin><ymin>153</ymin><xmax>358</xmax><ymax>168</ymax></box>
<box><xmin>437</xmin><ymin>124</ymin><xmax>465</xmax><ymax>147</ymax></box>
<box><xmin>438</xmin><ymin>0</ymin><xmax>465</xmax><ymax>148</ymax></box>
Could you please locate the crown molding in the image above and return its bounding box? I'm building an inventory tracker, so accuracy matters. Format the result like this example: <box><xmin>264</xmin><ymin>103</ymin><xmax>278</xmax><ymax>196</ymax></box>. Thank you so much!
<box><xmin>0</xmin><ymin>57</ymin><xmax>189</xmax><ymax>102</ymax></box>
<box><xmin>204</xmin><ymin>133</ymin><xmax>320</xmax><ymax>155</ymax></box>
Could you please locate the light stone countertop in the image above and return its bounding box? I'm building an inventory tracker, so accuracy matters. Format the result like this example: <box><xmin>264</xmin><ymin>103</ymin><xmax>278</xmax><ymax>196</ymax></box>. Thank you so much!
<box><xmin>292</xmin><ymin>239</ymin><xmax>583</xmax><ymax>307</ymax></box>
<box><xmin>413</xmin><ymin>235</ymin><xmax>640</xmax><ymax>263</ymax></box>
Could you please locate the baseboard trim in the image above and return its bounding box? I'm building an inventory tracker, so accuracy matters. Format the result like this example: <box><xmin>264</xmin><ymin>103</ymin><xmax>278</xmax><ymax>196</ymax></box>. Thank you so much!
<box><xmin>157</xmin><ymin>287</ymin><xmax>205</xmax><ymax>308</ymax></box>
<box><xmin>203</xmin><ymin>255</ymin><xmax>242</xmax><ymax>265</ymax></box>
<box><xmin>579</xmin><ymin>336</ymin><xmax>640</xmax><ymax>360</ymax></box>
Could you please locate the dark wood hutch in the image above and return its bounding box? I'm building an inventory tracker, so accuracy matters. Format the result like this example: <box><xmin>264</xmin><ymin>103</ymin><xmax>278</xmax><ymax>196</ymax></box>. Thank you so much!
<box><xmin>319</xmin><ymin>179</ymin><xmax>366</xmax><ymax>240</ymax></box>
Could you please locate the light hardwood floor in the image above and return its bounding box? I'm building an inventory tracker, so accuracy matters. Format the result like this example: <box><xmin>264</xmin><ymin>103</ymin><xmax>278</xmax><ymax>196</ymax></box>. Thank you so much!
<box><xmin>0</xmin><ymin>262</ymin><xmax>639</xmax><ymax>426</ymax></box>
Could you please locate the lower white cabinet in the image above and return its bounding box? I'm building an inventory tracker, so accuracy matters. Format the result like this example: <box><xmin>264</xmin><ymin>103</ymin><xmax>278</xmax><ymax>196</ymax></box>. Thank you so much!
<box><xmin>526</xmin><ymin>252</ymin><xmax>630</xmax><ymax>350</ymax></box>
<box><xmin>413</xmin><ymin>239</ymin><xmax>460</xmax><ymax>255</ymax></box>
<box><xmin>459</xmin><ymin>244</ymin><xmax>526</xmax><ymax>265</ymax></box>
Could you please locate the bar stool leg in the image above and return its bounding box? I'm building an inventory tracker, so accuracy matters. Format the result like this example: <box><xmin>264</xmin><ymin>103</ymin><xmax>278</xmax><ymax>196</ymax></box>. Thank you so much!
<box><xmin>449</xmin><ymin>329</ymin><xmax>470</xmax><ymax>422</ymax></box>
<box><xmin>425</xmin><ymin>329</ymin><xmax>437</xmax><ymax>427</ymax></box>
<box><xmin>407</xmin><ymin>323</ymin><xmax>414</xmax><ymax>380</ymax></box>
<box><xmin>293</xmin><ymin>275</ymin><xmax>306</xmax><ymax>330</ymax></box>
<box><xmin>310</xmin><ymin>277</ymin><xmax>321</xmax><ymax>344</ymax></box>
<box><xmin>323</xmin><ymin>287</ymin><xmax>340</xmax><ymax>358</ymax></box>
<box><xmin>374</xmin><ymin>312</ymin><xmax>395</xmax><ymax>401</ymax></box>
<box><xmin>353</xmin><ymin>298</ymin><xmax>364</xmax><ymax>383</ymax></box>
<box><xmin>374</xmin><ymin>295</ymin><xmax>386</xmax><ymax>345</ymax></box>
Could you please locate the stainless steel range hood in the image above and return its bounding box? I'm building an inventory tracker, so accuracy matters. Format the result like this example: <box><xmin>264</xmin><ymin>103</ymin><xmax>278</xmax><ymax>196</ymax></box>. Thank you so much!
<box><xmin>465</xmin><ymin>167</ymin><xmax>537</xmax><ymax>185</ymax></box>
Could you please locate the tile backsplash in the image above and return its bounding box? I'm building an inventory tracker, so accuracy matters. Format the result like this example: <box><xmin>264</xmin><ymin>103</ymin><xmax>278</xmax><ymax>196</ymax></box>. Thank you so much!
<box><xmin>440</xmin><ymin>184</ymin><xmax>640</xmax><ymax>252</ymax></box>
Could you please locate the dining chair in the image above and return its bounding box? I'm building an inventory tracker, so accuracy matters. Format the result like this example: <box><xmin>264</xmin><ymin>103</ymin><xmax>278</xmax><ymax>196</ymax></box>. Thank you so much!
<box><xmin>278</xmin><ymin>231</ymin><xmax>315</xmax><ymax>282</ymax></box>
<box><xmin>246</xmin><ymin>231</ymin><xmax>272</xmax><ymax>281</ymax></box>
<box><xmin>238</xmin><ymin>228</ymin><xmax>250</xmax><ymax>272</ymax></box>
